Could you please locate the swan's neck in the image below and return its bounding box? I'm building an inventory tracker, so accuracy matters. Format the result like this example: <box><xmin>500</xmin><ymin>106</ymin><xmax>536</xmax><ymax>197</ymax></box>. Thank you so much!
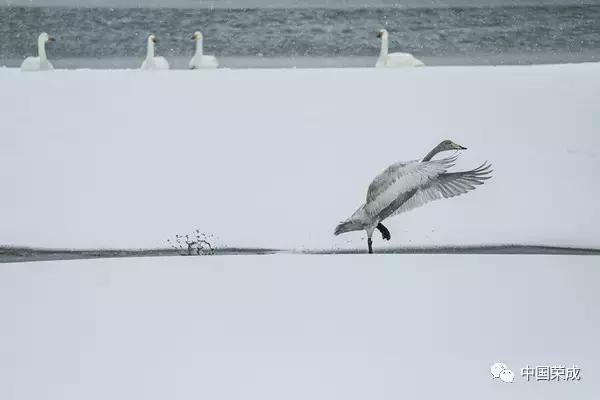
<box><xmin>422</xmin><ymin>145</ymin><xmax>442</xmax><ymax>162</ymax></box>
<box><xmin>146</xmin><ymin>40</ymin><xmax>155</xmax><ymax>59</ymax></box>
<box><xmin>379</xmin><ymin>35</ymin><xmax>389</xmax><ymax>59</ymax></box>
<box><xmin>38</xmin><ymin>37</ymin><xmax>47</xmax><ymax>62</ymax></box>
<box><xmin>194</xmin><ymin>37</ymin><xmax>204</xmax><ymax>58</ymax></box>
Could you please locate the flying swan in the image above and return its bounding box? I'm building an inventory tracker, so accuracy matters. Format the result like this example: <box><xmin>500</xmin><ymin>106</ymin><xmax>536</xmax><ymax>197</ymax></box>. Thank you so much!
<box><xmin>376</xmin><ymin>29</ymin><xmax>424</xmax><ymax>68</ymax></box>
<box><xmin>21</xmin><ymin>32</ymin><xmax>56</xmax><ymax>71</ymax></box>
<box><xmin>141</xmin><ymin>34</ymin><xmax>169</xmax><ymax>70</ymax></box>
<box><xmin>334</xmin><ymin>140</ymin><xmax>492</xmax><ymax>253</ymax></box>
<box><xmin>189</xmin><ymin>31</ymin><xmax>219</xmax><ymax>69</ymax></box>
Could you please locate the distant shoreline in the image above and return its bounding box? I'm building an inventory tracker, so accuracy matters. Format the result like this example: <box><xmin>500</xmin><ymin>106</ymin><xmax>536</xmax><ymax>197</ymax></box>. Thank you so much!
<box><xmin>2</xmin><ymin>245</ymin><xmax>599</xmax><ymax>263</ymax></box>
<box><xmin>3</xmin><ymin>3</ymin><xmax>599</xmax><ymax>11</ymax></box>
<box><xmin>4</xmin><ymin>54</ymin><xmax>600</xmax><ymax>70</ymax></box>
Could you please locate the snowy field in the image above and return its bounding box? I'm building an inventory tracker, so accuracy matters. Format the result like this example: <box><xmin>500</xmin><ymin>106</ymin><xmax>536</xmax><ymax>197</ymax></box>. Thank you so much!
<box><xmin>1</xmin><ymin>64</ymin><xmax>599</xmax><ymax>399</ymax></box>
<box><xmin>1</xmin><ymin>64</ymin><xmax>599</xmax><ymax>251</ymax></box>
<box><xmin>0</xmin><ymin>254</ymin><xmax>599</xmax><ymax>399</ymax></box>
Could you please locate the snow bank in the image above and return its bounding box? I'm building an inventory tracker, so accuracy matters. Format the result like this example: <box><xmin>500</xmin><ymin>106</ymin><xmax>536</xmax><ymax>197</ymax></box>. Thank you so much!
<box><xmin>0</xmin><ymin>64</ymin><xmax>599</xmax><ymax>250</ymax></box>
<box><xmin>0</xmin><ymin>254</ymin><xmax>599</xmax><ymax>399</ymax></box>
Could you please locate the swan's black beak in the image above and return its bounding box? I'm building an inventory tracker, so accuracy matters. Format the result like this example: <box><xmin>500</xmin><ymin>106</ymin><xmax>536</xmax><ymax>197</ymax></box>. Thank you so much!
<box><xmin>152</xmin><ymin>38</ymin><xmax>158</xmax><ymax>43</ymax></box>
<box><xmin>376</xmin><ymin>32</ymin><xmax>383</xmax><ymax>38</ymax></box>
<box><xmin>48</xmin><ymin>36</ymin><xmax>56</xmax><ymax>42</ymax></box>
<box><xmin>450</xmin><ymin>141</ymin><xmax>467</xmax><ymax>150</ymax></box>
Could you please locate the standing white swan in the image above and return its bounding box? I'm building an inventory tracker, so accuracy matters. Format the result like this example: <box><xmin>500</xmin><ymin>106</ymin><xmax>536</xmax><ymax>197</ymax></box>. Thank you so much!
<box><xmin>189</xmin><ymin>31</ymin><xmax>218</xmax><ymax>69</ymax></box>
<box><xmin>21</xmin><ymin>32</ymin><xmax>55</xmax><ymax>71</ymax></box>
<box><xmin>375</xmin><ymin>29</ymin><xmax>424</xmax><ymax>68</ymax></box>
<box><xmin>141</xmin><ymin>34</ymin><xmax>169</xmax><ymax>70</ymax></box>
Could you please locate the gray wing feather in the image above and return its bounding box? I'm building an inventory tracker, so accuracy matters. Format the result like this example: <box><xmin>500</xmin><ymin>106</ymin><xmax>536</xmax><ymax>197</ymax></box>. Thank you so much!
<box><xmin>363</xmin><ymin>154</ymin><xmax>460</xmax><ymax>219</ymax></box>
<box><xmin>391</xmin><ymin>162</ymin><xmax>493</xmax><ymax>216</ymax></box>
<box><xmin>366</xmin><ymin>154</ymin><xmax>458</xmax><ymax>203</ymax></box>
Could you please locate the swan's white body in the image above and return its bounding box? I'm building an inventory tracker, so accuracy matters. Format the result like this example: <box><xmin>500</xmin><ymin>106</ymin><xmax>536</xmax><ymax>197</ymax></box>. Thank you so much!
<box><xmin>376</xmin><ymin>29</ymin><xmax>424</xmax><ymax>68</ymax></box>
<box><xmin>21</xmin><ymin>33</ymin><xmax>55</xmax><ymax>71</ymax></box>
<box><xmin>141</xmin><ymin>56</ymin><xmax>169</xmax><ymax>70</ymax></box>
<box><xmin>141</xmin><ymin>35</ymin><xmax>169</xmax><ymax>70</ymax></box>
<box><xmin>189</xmin><ymin>32</ymin><xmax>218</xmax><ymax>69</ymax></box>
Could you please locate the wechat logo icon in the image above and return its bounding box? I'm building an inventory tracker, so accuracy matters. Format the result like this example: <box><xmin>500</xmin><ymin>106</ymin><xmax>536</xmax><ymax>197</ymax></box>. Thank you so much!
<box><xmin>491</xmin><ymin>362</ymin><xmax>514</xmax><ymax>383</ymax></box>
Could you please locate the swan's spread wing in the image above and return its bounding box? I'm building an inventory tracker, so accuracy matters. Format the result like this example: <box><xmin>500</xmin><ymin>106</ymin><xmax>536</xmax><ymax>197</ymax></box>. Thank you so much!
<box><xmin>391</xmin><ymin>162</ymin><xmax>493</xmax><ymax>216</ymax></box>
<box><xmin>365</xmin><ymin>155</ymin><xmax>458</xmax><ymax>218</ymax></box>
<box><xmin>366</xmin><ymin>155</ymin><xmax>457</xmax><ymax>202</ymax></box>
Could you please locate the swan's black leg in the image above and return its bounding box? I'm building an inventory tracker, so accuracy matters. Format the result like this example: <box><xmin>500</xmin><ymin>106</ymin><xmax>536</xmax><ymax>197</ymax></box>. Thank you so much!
<box><xmin>368</xmin><ymin>238</ymin><xmax>373</xmax><ymax>254</ymax></box>
<box><xmin>376</xmin><ymin>223</ymin><xmax>391</xmax><ymax>240</ymax></box>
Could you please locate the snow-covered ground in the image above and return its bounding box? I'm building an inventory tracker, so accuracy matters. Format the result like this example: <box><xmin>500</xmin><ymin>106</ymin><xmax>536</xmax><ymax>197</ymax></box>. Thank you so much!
<box><xmin>1</xmin><ymin>64</ymin><xmax>599</xmax><ymax>251</ymax></box>
<box><xmin>0</xmin><ymin>254</ymin><xmax>598</xmax><ymax>399</ymax></box>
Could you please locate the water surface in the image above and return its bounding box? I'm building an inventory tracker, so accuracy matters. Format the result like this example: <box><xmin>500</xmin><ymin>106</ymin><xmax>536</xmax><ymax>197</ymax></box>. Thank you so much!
<box><xmin>2</xmin><ymin>5</ymin><xmax>599</xmax><ymax>68</ymax></box>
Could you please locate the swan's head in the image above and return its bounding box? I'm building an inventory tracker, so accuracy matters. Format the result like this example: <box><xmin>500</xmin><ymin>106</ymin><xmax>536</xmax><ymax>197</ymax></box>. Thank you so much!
<box><xmin>148</xmin><ymin>34</ymin><xmax>158</xmax><ymax>44</ymax></box>
<box><xmin>39</xmin><ymin>32</ymin><xmax>56</xmax><ymax>43</ymax></box>
<box><xmin>191</xmin><ymin>31</ymin><xmax>203</xmax><ymax>41</ymax></box>
<box><xmin>438</xmin><ymin>139</ymin><xmax>467</xmax><ymax>152</ymax></box>
<box><xmin>376</xmin><ymin>29</ymin><xmax>388</xmax><ymax>39</ymax></box>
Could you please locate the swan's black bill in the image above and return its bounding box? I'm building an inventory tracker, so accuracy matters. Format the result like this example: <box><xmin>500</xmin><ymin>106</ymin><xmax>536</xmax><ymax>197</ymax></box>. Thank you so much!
<box><xmin>48</xmin><ymin>37</ymin><xmax>56</xmax><ymax>42</ymax></box>
<box><xmin>450</xmin><ymin>141</ymin><xmax>467</xmax><ymax>150</ymax></box>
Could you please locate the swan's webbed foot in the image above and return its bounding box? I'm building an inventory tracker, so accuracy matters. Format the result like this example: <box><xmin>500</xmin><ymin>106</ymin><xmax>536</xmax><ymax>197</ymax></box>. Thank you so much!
<box><xmin>376</xmin><ymin>223</ymin><xmax>391</xmax><ymax>241</ymax></box>
<box><xmin>368</xmin><ymin>238</ymin><xmax>373</xmax><ymax>254</ymax></box>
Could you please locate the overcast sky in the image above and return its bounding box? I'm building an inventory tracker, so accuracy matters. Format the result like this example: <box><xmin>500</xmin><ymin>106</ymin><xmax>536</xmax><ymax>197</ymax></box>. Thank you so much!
<box><xmin>3</xmin><ymin>0</ymin><xmax>598</xmax><ymax>7</ymax></box>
